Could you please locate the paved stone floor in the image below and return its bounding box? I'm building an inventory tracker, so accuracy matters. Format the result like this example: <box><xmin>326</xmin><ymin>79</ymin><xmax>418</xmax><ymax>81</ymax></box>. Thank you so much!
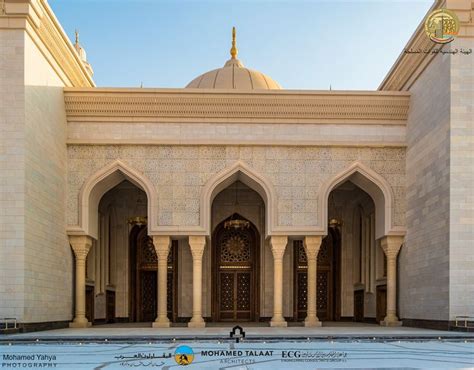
<box><xmin>1</xmin><ymin>323</ymin><xmax>473</xmax><ymax>369</ymax></box>
<box><xmin>2</xmin><ymin>322</ymin><xmax>473</xmax><ymax>341</ymax></box>
<box><xmin>1</xmin><ymin>339</ymin><xmax>473</xmax><ymax>369</ymax></box>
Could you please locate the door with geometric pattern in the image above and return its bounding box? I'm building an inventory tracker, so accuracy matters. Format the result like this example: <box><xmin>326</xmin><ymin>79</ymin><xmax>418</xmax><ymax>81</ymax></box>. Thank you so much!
<box><xmin>293</xmin><ymin>228</ymin><xmax>341</xmax><ymax>321</ymax></box>
<box><xmin>212</xmin><ymin>214</ymin><xmax>259</xmax><ymax>322</ymax></box>
<box><xmin>129</xmin><ymin>226</ymin><xmax>178</xmax><ymax>322</ymax></box>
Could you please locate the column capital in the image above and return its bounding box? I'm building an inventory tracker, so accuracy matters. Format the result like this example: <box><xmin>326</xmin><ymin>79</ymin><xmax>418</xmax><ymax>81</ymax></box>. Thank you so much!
<box><xmin>380</xmin><ymin>235</ymin><xmax>404</xmax><ymax>259</ymax></box>
<box><xmin>69</xmin><ymin>235</ymin><xmax>93</xmax><ymax>260</ymax></box>
<box><xmin>189</xmin><ymin>235</ymin><xmax>206</xmax><ymax>260</ymax></box>
<box><xmin>270</xmin><ymin>235</ymin><xmax>288</xmax><ymax>260</ymax></box>
<box><xmin>304</xmin><ymin>236</ymin><xmax>322</xmax><ymax>260</ymax></box>
<box><xmin>152</xmin><ymin>235</ymin><xmax>171</xmax><ymax>260</ymax></box>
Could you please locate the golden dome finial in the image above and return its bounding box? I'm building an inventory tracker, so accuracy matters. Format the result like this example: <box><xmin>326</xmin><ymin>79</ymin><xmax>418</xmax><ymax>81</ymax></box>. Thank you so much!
<box><xmin>75</xmin><ymin>29</ymin><xmax>79</xmax><ymax>45</ymax></box>
<box><xmin>230</xmin><ymin>26</ymin><xmax>238</xmax><ymax>59</ymax></box>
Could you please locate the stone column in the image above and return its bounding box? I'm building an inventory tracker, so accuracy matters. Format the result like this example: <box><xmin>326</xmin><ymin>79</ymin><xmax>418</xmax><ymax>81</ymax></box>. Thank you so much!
<box><xmin>270</xmin><ymin>236</ymin><xmax>288</xmax><ymax>327</ymax></box>
<box><xmin>69</xmin><ymin>235</ymin><xmax>93</xmax><ymax>328</ymax></box>
<box><xmin>380</xmin><ymin>235</ymin><xmax>404</xmax><ymax>326</ymax></box>
<box><xmin>188</xmin><ymin>236</ymin><xmax>206</xmax><ymax>328</ymax></box>
<box><xmin>304</xmin><ymin>236</ymin><xmax>323</xmax><ymax>327</ymax></box>
<box><xmin>152</xmin><ymin>236</ymin><xmax>171</xmax><ymax>328</ymax></box>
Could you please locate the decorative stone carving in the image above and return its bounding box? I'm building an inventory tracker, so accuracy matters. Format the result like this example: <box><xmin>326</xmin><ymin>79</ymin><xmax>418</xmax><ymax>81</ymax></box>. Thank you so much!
<box><xmin>67</xmin><ymin>146</ymin><xmax>406</xmax><ymax>236</ymax></box>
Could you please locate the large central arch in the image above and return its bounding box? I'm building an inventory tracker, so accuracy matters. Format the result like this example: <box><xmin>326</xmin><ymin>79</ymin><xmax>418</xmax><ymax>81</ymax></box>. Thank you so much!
<box><xmin>200</xmin><ymin>161</ymin><xmax>276</xmax><ymax>236</ymax></box>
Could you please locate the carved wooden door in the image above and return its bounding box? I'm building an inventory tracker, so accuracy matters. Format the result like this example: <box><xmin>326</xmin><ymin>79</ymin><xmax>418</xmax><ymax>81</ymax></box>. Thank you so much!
<box><xmin>214</xmin><ymin>220</ymin><xmax>258</xmax><ymax>321</ymax></box>
<box><xmin>85</xmin><ymin>285</ymin><xmax>94</xmax><ymax>323</ymax></box>
<box><xmin>354</xmin><ymin>289</ymin><xmax>364</xmax><ymax>322</ymax></box>
<box><xmin>293</xmin><ymin>231</ymin><xmax>339</xmax><ymax>321</ymax></box>
<box><xmin>316</xmin><ymin>238</ymin><xmax>333</xmax><ymax>321</ymax></box>
<box><xmin>376</xmin><ymin>285</ymin><xmax>387</xmax><ymax>324</ymax></box>
<box><xmin>135</xmin><ymin>229</ymin><xmax>177</xmax><ymax>322</ymax></box>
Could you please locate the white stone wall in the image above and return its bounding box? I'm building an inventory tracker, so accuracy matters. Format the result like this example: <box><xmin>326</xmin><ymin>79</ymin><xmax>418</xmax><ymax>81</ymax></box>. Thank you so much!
<box><xmin>67</xmin><ymin>121</ymin><xmax>406</xmax><ymax>147</ymax></box>
<box><xmin>23</xmin><ymin>34</ymin><xmax>71</xmax><ymax>323</ymax></box>
<box><xmin>0</xmin><ymin>29</ymin><xmax>26</xmax><ymax>321</ymax></box>
<box><xmin>400</xmin><ymin>51</ymin><xmax>451</xmax><ymax>321</ymax></box>
<box><xmin>67</xmin><ymin>145</ymin><xmax>406</xmax><ymax>231</ymax></box>
<box><xmin>449</xmin><ymin>36</ymin><xmax>474</xmax><ymax>319</ymax></box>
<box><xmin>0</xmin><ymin>29</ymin><xmax>72</xmax><ymax>324</ymax></box>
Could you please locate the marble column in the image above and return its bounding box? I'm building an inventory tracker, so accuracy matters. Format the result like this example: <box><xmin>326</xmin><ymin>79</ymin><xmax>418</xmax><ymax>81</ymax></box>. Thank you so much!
<box><xmin>152</xmin><ymin>236</ymin><xmax>171</xmax><ymax>328</ymax></box>
<box><xmin>188</xmin><ymin>236</ymin><xmax>206</xmax><ymax>328</ymax></box>
<box><xmin>380</xmin><ymin>235</ymin><xmax>404</xmax><ymax>326</ymax></box>
<box><xmin>270</xmin><ymin>236</ymin><xmax>288</xmax><ymax>327</ymax></box>
<box><xmin>304</xmin><ymin>236</ymin><xmax>323</xmax><ymax>327</ymax></box>
<box><xmin>69</xmin><ymin>235</ymin><xmax>93</xmax><ymax>328</ymax></box>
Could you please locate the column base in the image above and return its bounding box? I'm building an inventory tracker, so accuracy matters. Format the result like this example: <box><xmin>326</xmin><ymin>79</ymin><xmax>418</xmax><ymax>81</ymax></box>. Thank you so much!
<box><xmin>270</xmin><ymin>319</ymin><xmax>287</xmax><ymax>327</ymax></box>
<box><xmin>69</xmin><ymin>320</ymin><xmax>92</xmax><ymax>328</ymax></box>
<box><xmin>304</xmin><ymin>318</ymin><xmax>322</xmax><ymax>327</ymax></box>
<box><xmin>188</xmin><ymin>318</ymin><xmax>206</xmax><ymax>328</ymax></box>
<box><xmin>380</xmin><ymin>320</ymin><xmax>403</xmax><ymax>327</ymax></box>
<box><xmin>152</xmin><ymin>320</ymin><xmax>171</xmax><ymax>328</ymax></box>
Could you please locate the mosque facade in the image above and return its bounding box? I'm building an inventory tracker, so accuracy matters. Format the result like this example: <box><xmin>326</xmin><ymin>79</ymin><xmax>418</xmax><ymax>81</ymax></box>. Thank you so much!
<box><xmin>0</xmin><ymin>0</ymin><xmax>473</xmax><ymax>331</ymax></box>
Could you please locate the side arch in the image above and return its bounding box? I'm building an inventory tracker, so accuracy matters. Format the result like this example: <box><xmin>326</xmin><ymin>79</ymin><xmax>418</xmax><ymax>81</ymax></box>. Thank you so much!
<box><xmin>200</xmin><ymin>161</ymin><xmax>277</xmax><ymax>236</ymax></box>
<box><xmin>318</xmin><ymin>161</ymin><xmax>395</xmax><ymax>239</ymax></box>
<box><xmin>77</xmin><ymin>160</ymin><xmax>157</xmax><ymax>239</ymax></box>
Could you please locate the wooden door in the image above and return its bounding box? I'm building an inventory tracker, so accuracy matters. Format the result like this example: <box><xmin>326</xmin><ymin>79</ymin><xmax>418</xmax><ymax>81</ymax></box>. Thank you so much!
<box><xmin>85</xmin><ymin>285</ymin><xmax>94</xmax><ymax>323</ymax></box>
<box><xmin>213</xmin><ymin>215</ymin><xmax>259</xmax><ymax>322</ymax></box>
<box><xmin>130</xmin><ymin>226</ymin><xmax>178</xmax><ymax>322</ymax></box>
<box><xmin>376</xmin><ymin>285</ymin><xmax>387</xmax><ymax>323</ymax></box>
<box><xmin>293</xmin><ymin>229</ymin><xmax>340</xmax><ymax>321</ymax></box>
<box><xmin>354</xmin><ymin>289</ymin><xmax>364</xmax><ymax>322</ymax></box>
<box><xmin>106</xmin><ymin>290</ymin><xmax>115</xmax><ymax>323</ymax></box>
<box><xmin>139</xmin><ymin>271</ymin><xmax>157</xmax><ymax>322</ymax></box>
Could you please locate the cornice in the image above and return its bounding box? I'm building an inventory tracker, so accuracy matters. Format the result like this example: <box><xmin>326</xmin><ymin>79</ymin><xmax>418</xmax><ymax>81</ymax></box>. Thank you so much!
<box><xmin>0</xmin><ymin>0</ymin><xmax>94</xmax><ymax>87</ymax></box>
<box><xmin>64</xmin><ymin>88</ymin><xmax>410</xmax><ymax>124</ymax></box>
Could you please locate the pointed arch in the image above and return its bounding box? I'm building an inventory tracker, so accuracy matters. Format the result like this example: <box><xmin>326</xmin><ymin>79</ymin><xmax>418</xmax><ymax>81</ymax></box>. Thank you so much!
<box><xmin>319</xmin><ymin>161</ymin><xmax>395</xmax><ymax>239</ymax></box>
<box><xmin>200</xmin><ymin>161</ymin><xmax>276</xmax><ymax>236</ymax></box>
<box><xmin>77</xmin><ymin>160</ymin><xmax>157</xmax><ymax>239</ymax></box>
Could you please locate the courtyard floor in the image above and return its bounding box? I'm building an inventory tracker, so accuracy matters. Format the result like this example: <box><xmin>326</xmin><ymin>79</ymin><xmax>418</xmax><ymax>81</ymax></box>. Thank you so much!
<box><xmin>2</xmin><ymin>321</ymin><xmax>473</xmax><ymax>341</ymax></box>
<box><xmin>1</xmin><ymin>323</ymin><xmax>473</xmax><ymax>369</ymax></box>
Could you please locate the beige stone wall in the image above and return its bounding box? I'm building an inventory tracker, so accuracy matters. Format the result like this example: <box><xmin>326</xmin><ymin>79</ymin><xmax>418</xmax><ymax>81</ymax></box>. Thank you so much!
<box><xmin>0</xmin><ymin>29</ymin><xmax>74</xmax><ymax>323</ymax></box>
<box><xmin>0</xmin><ymin>29</ymin><xmax>26</xmax><ymax>321</ymax></box>
<box><xmin>67</xmin><ymin>145</ymin><xmax>406</xmax><ymax>232</ymax></box>
<box><xmin>399</xmin><ymin>51</ymin><xmax>451</xmax><ymax>321</ymax></box>
<box><xmin>67</xmin><ymin>121</ymin><xmax>406</xmax><ymax>147</ymax></box>
<box><xmin>449</xmin><ymin>36</ymin><xmax>474</xmax><ymax>319</ymax></box>
<box><xmin>22</xmin><ymin>33</ymin><xmax>72</xmax><ymax>322</ymax></box>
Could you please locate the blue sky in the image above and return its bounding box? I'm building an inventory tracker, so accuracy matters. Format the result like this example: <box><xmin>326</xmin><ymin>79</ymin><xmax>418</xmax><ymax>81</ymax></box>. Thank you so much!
<box><xmin>49</xmin><ymin>0</ymin><xmax>433</xmax><ymax>90</ymax></box>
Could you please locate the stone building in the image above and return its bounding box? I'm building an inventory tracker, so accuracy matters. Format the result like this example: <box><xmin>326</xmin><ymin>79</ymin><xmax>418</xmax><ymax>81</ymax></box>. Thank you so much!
<box><xmin>0</xmin><ymin>0</ymin><xmax>472</xmax><ymax>331</ymax></box>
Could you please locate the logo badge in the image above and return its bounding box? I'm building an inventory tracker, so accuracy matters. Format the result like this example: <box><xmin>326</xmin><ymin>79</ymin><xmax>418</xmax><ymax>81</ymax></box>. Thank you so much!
<box><xmin>174</xmin><ymin>345</ymin><xmax>194</xmax><ymax>366</ymax></box>
<box><xmin>425</xmin><ymin>9</ymin><xmax>460</xmax><ymax>44</ymax></box>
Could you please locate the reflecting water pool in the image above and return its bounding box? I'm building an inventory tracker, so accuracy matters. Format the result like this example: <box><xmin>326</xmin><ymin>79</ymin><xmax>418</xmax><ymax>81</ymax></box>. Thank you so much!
<box><xmin>1</xmin><ymin>339</ymin><xmax>473</xmax><ymax>369</ymax></box>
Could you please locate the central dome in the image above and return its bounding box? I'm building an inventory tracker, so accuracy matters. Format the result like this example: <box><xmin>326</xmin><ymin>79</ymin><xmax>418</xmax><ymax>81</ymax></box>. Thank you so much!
<box><xmin>185</xmin><ymin>28</ymin><xmax>282</xmax><ymax>90</ymax></box>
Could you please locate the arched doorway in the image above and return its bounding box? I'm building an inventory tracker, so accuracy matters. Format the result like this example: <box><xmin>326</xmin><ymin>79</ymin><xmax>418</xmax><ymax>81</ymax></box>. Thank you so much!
<box><xmin>212</xmin><ymin>214</ymin><xmax>260</xmax><ymax>322</ymax></box>
<box><xmin>293</xmin><ymin>228</ymin><xmax>341</xmax><ymax>321</ymax></box>
<box><xmin>129</xmin><ymin>226</ymin><xmax>178</xmax><ymax>322</ymax></box>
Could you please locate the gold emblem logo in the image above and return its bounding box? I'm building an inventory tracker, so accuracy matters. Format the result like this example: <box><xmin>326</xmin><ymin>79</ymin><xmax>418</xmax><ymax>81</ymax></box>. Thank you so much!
<box><xmin>425</xmin><ymin>9</ymin><xmax>460</xmax><ymax>44</ymax></box>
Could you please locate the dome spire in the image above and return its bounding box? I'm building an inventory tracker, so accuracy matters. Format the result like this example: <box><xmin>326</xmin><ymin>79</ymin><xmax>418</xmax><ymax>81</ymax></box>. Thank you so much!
<box><xmin>230</xmin><ymin>26</ymin><xmax>238</xmax><ymax>59</ymax></box>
